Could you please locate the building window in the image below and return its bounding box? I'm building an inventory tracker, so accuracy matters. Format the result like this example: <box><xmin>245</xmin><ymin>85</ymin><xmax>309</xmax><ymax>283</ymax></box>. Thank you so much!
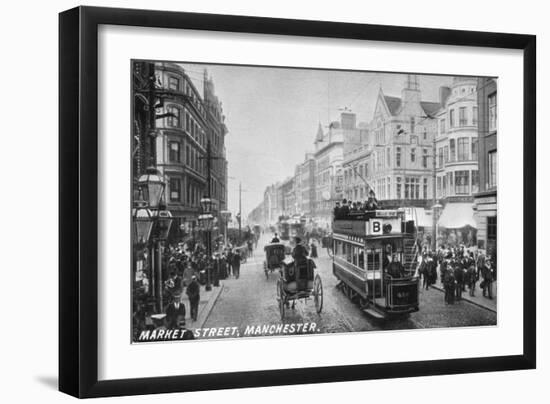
<box><xmin>444</xmin><ymin>146</ymin><xmax>449</xmax><ymax>163</ymax></box>
<box><xmin>396</xmin><ymin>147</ymin><xmax>401</xmax><ymax>167</ymax></box>
<box><xmin>423</xmin><ymin>128</ymin><xmax>427</xmax><ymax>140</ymax></box>
<box><xmin>404</xmin><ymin>177</ymin><xmax>420</xmax><ymax>199</ymax></box>
<box><xmin>440</xmin><ymin>119</ymin><xmax>445</xmax><ymax>135</ymax></box>
<box><xmin>185</xmin><ymin>113</ymin><xmax>190</xmax><ymax>132</ymax></box>
<box><xmin>423</xmin><ymin>177</ymin><xmax>428</xmax><ymax>198</ymax></box>
<box><xmin>442</xmin><ymin>175</ymin><xmax>447</xmax><ymax>196</ymax></box>
<box><xmin>449</xmin><ymin>139</ymin><xmax>456</xmax><ymax>162</ymax></box>
<box><xmin>437</xmin><ymin>176</ymin><xmax>442</xmax><ymax>196</ymax></box>
<box><xmin>166</xmin><ymin>105</ymin><xmax>180</xmax><ymax>128</ymax></box>
<box><xmin>459</xmin><ymin>107</ymin><xmax>467</xmax><ymax>126</ymax></box>
<box><xmin>386</xmin><ymin>148</ymin><xmax>391</xmax><ymax>167</ymax></box>
<box><xmin>169</xmin><ymin>177</ymin><xmax>181</xmax><ymax>202</ymax></box>
<box><xmin>410</xmin><ymin>116</ymin><xmax>415</xmax><ymax>133</ymax></box>
<box><xmin>396</xmin><ymin>177</ymin><xmax>401</xmax><ymax>199</ymax></box>
<box><xmin>488</xmin><ymin>93</ymin><xmax>497</xmax><ymax>132</ymax></box>
<box><xmin>168</xmin><ymin>76</ymin><xmax>179</xmax><ymax>91</ymax></box>
<box><xmin>471</xmin><ymin>138</ymin><xmax>478</xmax><ymax>161</ymax></box>
<box><xmin>185</xmin><ymin>145</ymin><xmax>190</xmax><ymax>165</ymax></box>
<box><xmin>488</xmin><ymin>150</ymin><xmax>497</xmax><ymax>188</ymax></box>
<box><xmin>438</xmin><ymin>147</ymin><xmax>444</xmax><ymax>167</ymax></box>
<box><xmin>457</xmin><ymin>137</ymin><xmax>469</xmax><ymax>161</ymax></box>
<box><xmin>169</xmin><ymin>141</ymin><xmax>181</xmax><ymax>162</ymax></box>
<box><xmin>471</xmin><ymin>169</ymin><xmax>479</xmax><ymax>193</ymax></box>
<box><xmin>473</xmin><ymin>106</ymin><xmax>478</xmax><ymax>126</ymax></box>
<box><xmin>387</xmin><ymin>177</ymin><xmax>391</xmax><ymax>199</ymax></box>
<box><xmin>422</xmin><ymin>148</ymin><xmax>428</xmax><ymax>168</ymax></box>
<box><xmin>455</xmin><ymin>170</ymin><xmax>470</xmax><ymax>194</ymax></box>
<box><xmin>449</xmin><ymin>109</ymin><xmax>455</xmax><ymax>127</ymax></box>
<box><xmin>411</xmin><ymin>148</ymin><xmax>416</xmax><ymax>163</ymax></box>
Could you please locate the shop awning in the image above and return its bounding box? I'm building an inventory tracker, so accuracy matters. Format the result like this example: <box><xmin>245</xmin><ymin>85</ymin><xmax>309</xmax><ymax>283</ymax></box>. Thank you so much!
<box><xmin>438</xmin><ymin>203</ymin><xmax>476</xmax><ymax>229</ymax></box>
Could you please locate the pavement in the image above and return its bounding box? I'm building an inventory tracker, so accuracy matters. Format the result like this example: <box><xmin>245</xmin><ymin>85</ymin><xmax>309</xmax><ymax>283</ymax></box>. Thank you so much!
<box><xmin>429</xmin><ymin>274</ymin><xmax>497</xmax><ymax>313</ymax></box>
<box><xmin>179</xmin><ymin>282</ymin><xmax>225</xmax><ymax>330</ymax></box>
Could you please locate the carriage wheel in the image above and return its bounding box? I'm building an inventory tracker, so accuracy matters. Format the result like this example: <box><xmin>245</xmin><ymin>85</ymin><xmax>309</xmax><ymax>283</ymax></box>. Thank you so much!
<box><xmin>313</xmin><ymin>274</ymin><xmax>323</xmax><ymax>314</ymax></box>
<box><xmin>278</xmin><ymin>280</ymin><xmax>285</xmax><ymax>319</ymax></box>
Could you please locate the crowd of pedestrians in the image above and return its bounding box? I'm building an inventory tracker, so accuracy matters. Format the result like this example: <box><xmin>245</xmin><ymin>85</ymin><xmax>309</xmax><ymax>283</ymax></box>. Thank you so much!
<box><xmin>418</xmin><ymin>245</ymin><xmax>496</xmax><ymax>305</ymax></box>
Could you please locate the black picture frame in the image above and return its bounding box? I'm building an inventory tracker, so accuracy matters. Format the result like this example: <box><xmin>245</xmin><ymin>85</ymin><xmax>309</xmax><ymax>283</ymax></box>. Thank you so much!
<box><xmin>59</xmin><ymin>5</ymin><xmax>536</xmax><ymax>398</ymax></box>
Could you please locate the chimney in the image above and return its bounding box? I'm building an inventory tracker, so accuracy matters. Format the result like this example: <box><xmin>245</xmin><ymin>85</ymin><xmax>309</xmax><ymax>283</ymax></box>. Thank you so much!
<box><xmin>340</xmin><ymin>112</ymin><xmax>356</xmax><ymax>130</ymax></box>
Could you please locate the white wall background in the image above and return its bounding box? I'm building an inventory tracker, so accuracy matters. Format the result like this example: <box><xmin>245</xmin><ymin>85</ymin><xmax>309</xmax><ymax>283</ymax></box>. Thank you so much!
<box><xmin>0</xmin><ymin>0</ymin><xmax>546</xmax><ymax>402</ymax></box>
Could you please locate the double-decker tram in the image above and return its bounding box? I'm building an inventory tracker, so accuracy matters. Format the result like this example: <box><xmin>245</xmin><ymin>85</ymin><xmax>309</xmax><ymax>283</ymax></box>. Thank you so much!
<box><xmin>332</xmin><ymin>209</ymin><xmax>419</xmax><ymax>319</ymax></box>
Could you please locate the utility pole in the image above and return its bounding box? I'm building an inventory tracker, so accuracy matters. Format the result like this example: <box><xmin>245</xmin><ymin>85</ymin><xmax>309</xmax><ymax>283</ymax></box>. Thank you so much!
<box><xmin>238</xmin><ymin>181</ymin><xmax>242</xmax><ymax>243</ymax></box>
<box><xmin>432</xmin><ymin>128</ymin><xmax>437</xmax><ymax>252</ymax></box>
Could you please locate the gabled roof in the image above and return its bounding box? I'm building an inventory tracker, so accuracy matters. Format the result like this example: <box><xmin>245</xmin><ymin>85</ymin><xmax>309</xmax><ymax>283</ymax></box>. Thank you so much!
<box><xmin>420</xmin><ymin>101</ymin><xmax>441</xmax><ymax>117</ymax></box>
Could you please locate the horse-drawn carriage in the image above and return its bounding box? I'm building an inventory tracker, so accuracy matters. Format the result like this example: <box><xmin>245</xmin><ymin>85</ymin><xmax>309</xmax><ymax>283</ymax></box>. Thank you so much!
<box><xmin>276</xmin><ymin>256</ymin><xmax>323</xmax><ymax>319</ymax></box>
<box><xmin>263</xmin><ymin>242</ymin><xmax>287</xmax><ymax>279</ymax></box>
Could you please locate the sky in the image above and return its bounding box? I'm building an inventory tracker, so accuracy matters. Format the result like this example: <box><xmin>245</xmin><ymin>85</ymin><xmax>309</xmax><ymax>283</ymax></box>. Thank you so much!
<box><xmin>179</xmin><ymin>62</ymin><xmax>453</xmax><ymax>218</ymax></box>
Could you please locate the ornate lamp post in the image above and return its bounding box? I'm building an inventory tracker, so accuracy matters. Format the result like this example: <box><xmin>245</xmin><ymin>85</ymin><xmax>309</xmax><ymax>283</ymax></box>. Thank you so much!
<box><xmin>133</xmin><ymin>167</ymin><xmax>171</xmax><ymax>312</ymax></box>
<box><xmin>132</xmin><ymin>190</ymin><xmax>154</xmax><ymax>246</ymax></box>
<box><xmin>199</xmin><ymin>197</ymin><xmax>215</xmax><ymax>291</ymax></box>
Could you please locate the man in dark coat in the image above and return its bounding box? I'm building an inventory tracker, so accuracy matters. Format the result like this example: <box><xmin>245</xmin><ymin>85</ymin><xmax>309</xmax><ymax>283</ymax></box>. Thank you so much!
<box><xmin>292</xmin><ymin>237</ymin><xmax>309</xmax><ymax>265</ymax></box>
<box><xmin>231</xmin><ymin>250</ymin><xmax>241</xmax><ymax>279</ymax></box>
<box><xmin>185</xmin><ymin>275</ymin><xmax>200</xmax><ymax>321</ymax></box>
<box><xmin>454</xmin><ymin>261</ymin><xmax>464</xmax><ymax>301</ymax></box>
<box><xmin>165</xmin><ymin>294</ymin><xmax>186</xmax><ymax>328</ymax></box>
<box><xmin>443</xmin><ymin>268</ymin><xmax>456</xmax><ymax>305</ymax></box>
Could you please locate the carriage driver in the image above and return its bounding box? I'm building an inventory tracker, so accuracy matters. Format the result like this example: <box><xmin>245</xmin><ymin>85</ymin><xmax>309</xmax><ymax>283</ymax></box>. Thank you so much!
<box><xmin>271</xmin><ymin>233</ymin><xmax>280</xmax><ymax>243</ymax></box>
<box><xmin>292</xmin><ymin>237</ymin><xmax>309</xmax><ymax>262</ymax></box>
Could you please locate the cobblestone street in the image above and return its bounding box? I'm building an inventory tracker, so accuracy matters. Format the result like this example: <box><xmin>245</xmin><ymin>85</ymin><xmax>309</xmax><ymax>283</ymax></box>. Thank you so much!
<box><xmin>202</xmin><ymin>236</ymin><xmax>496</xmax><ymax>339</ymax></box>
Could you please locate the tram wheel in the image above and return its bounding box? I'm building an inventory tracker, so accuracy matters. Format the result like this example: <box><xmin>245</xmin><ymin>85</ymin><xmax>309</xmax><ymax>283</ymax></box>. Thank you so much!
<box><xmin>314</xmin><ymin>274</ymin><xmax>323</xmax><ymax>314</ymax></box>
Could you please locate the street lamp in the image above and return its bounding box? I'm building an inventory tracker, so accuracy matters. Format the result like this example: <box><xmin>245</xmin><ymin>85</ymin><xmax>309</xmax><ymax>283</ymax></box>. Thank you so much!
<box><xmin>132</xmin><ymin>189</ymin><xmax>154</xmax><ymax>245</ymax></box>
<box><xmin>134</xmin><ymin>167</ymin><xmax>168</xmax><ymax>313</ymax></box>
<box><xmin>198</xmin><ymin>211</ymin><xmax>214</xmax><ymax>291</ymax></box>
<box><xmin>138</xmin><ymin>167</ymin><xmax>165</xmax><ymax>210</ymax></box>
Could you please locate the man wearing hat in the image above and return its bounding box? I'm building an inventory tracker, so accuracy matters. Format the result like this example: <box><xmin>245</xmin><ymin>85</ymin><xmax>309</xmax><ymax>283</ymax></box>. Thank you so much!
<box><xmin>365</xmin><ymin>190</ymin><xmax>379</xmax><ymax>211</ymax></box>
<box><xmin>186</xmin><ymin>275</ymin><xmax>201</xmax><ymax>321</ymax></box>
<box><xmin>481</xmin><ymin>258</ymin><xmax>494</xmax><ymax>299</ymax></box>
<box><xmin>292</xmin><ymin>237</ymin><xmax>309</xmax><ymax>263</ymax></box>
<box><xmin>165</xmin><ymin>294</ymin><xmax>186</xmax><ymax>328</ymax></box>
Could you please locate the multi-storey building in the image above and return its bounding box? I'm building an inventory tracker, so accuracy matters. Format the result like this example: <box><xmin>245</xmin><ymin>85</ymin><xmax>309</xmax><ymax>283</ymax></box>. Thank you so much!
<box><xmin>152</xmin><ymin>62</ymin><xmax>229</xmax><ymax>231</ymax></box>
<box><xmin>434</xmin><ymin>77</ymin><xmax>479</xmax><ymax>231</ymax></box>
<box><xmin>298</xmin><ymin>153</ymin><xmax>316</xmax><ymax>217</ymax></box>
<box><xmin>314</xmin><ymin>112</ymin><xmax>360</xmax><ymax>226</ymax></box>
<box><xmin>203</xmin><ymin>70</ymin><xmax>228</xmax><ymax>211</ymax></box>
<box><xmin>474</xmin><ymin>77</ymin><xmax>498</xmax><ymax>259</ymax></box>
<box><xmin>343</xmin><ymin>75</ymin><xmax>440</xmax><ymax>209</ymax></box>
<box><xmin>281</xmin><ymin>176</ymin><xmax>297</xmax><ymax>216</ymax></box>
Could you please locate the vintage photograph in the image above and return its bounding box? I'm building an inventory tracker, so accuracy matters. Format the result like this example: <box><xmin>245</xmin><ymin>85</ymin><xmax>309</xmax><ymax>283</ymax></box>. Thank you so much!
<box><xmin>131</xmin><ymin>60</ymin><xmax>498</xmax><ymax>343</ymax></box>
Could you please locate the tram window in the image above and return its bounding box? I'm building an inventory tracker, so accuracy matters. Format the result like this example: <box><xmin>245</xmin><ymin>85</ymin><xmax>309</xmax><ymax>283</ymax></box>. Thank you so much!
<box><xmin>358</xmin><ymin>248</ymin><xmax>365</xmax><ymax>269</ymax></box>
<box><xmin>346</xmin><ymin>244</ymin><xmax>352</xmax><ymax>263</ymax></box>
<box><xmin>366</xmin><ymin>250</ymin><xmax>381</xmax><ymax>271</ymax></box>
<box><xmin>352</xmin><ymin>246</ymin><xmax>358</xmax><ymax>266</ymax></box>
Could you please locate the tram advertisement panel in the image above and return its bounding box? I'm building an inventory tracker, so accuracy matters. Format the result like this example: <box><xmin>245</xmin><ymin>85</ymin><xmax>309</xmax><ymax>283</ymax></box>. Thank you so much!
<box><xmin>131</xmin><ymin>59</ymin><xmax>497</xmax><ymax>343</ymax></box>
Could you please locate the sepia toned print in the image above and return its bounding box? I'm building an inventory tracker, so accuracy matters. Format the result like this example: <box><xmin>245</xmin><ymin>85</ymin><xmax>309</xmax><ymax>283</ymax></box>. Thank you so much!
<box><xmin>131</xmin><ymin>60</ymin><xmax>497</xmax><ymax>343</ymax></box>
